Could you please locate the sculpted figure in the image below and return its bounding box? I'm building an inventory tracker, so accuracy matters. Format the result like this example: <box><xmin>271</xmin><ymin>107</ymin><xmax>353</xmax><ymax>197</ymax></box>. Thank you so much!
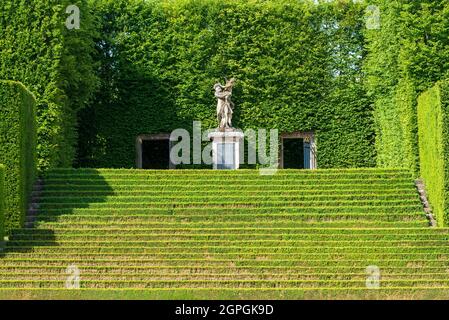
<box><xmin>214</xmin><ymin>78</ymin><xmax>235</xmax><ymax>129</ymax></box>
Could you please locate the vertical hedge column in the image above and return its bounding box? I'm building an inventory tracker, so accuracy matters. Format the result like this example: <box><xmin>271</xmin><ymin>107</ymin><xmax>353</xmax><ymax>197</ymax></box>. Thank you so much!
<box><xmin>0</xmin><ymin>164</ymin><xmax>4</xmax><ymax>241</ymax></box>
<box><xmin>0</xmin><ymin>81</ymin><xmax>37</xmax><ymax>234</ymax></box>
<box><xmin>417</xmin><ymin>81</ymin><xmax>449</xmax><ymax>226</ymax></box>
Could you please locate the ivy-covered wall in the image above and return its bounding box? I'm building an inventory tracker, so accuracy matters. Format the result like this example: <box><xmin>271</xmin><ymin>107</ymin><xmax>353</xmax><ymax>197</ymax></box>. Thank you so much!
<box><xmin>76</xmin><ymin>0</ymin><xmax>376</xmax><ymax>169</ymax></box>
<box><xmin>0</xmin><ymin>0</ymin><xmax>98</xmax><ymax>171</ymax></box>
<box><xmin>0</xmin><ymin>81</ymin><xmax>37</xmax><ymax>234</ymax></box>
<box><xmin>417</xmin><ymin>81</ymin><xmax>449</xmax><ymax>226</ymax></box>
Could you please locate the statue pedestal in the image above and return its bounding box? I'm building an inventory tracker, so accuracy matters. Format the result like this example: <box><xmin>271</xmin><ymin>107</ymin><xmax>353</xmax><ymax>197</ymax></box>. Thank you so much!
<box><xmin>208</xmin><ymin>129</ymin><xmax>244</xmax><ymax>170</ymax></box>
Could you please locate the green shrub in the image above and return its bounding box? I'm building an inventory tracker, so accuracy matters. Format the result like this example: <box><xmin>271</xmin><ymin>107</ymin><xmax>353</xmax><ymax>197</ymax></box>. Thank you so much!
<box><xmin>417</xmin><ymin>81</ymin><xmax>449</xmax><ymax>226</ymax></box>
<box><xmin>0</xmin><ymin>164</ymin><xmax>4</xmax><ymax>241</ymax></box>
<box><xmin>0</xmin><ymin>81</ymin><xmax>37</xmax><ymax>233</ymax></box>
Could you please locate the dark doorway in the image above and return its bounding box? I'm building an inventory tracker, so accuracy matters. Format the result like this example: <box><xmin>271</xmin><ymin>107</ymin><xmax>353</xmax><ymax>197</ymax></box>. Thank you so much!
<box><xmin>141</xmin><ymin>139</ymin><xmax>170</xmax><ymax>169</ymax></box>
<box><xmin>283</xmin><ymin>138</ymin><xmax>304</xmax><ymax>169</ymax></box>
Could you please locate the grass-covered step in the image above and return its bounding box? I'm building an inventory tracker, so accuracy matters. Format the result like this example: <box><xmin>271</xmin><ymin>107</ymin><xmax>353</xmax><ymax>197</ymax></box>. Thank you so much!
<box><xmin>30</xmin><ymin>220</ymin><xmax>429</xmax><ymax>229</ymax></box>
<box><xmin>18</xmin><ymin>233</ymin><xmax>437</xmax><ymax>241</ymax></box>
<box><xmin>38</xmin><ymin>195</ymin><xmax>419</xmax><ymax>204</ymax></box>
<box><xmin>1</xmin><ymin>265</ymin><xmax>449</xmax><ymax>274</ymax></box>
<box><xmin>46</xmin><ymin>168</ymin><xmax>411</xmax><ymax>174</ymax></box>
<box><xmin>41</xmin><ymin>186</ymin><xmax>416</xmax><ymax>199</ymax></box>
<box><xmin>27</xmin><ymin>213</ymin><xmax>426</xmax><ymax>224</ymax></box>
<box><xmin>44</xmin><ymin>168</ymin><xmax>412</xmax><ymax>178</ymax></box>
<box><xmin>3</xmin><ymin>279</ymin><xmax>449</xmax><ymax>289</ymax></box>
<box><xmin>5</xmin><ymin>244</ymin><xmax>449</xmax><ymax>255</ymax></box>
<box><xmin>2</xmin><ymin>260</ymin><xmax>448</xmax><ymax>270</ymax></box>
<box><xmin>41</xmin><ymin>178</ymin><xmax>414</xmax><ymax>187</ymax></box>
<box><xmin>2</xmin><ymin>273</ymin><xmax>449</xmax><ymax>281</ymax></box>
<box><xmin>37</xmin><ymin>201</ymin><xmax>422</xmax><ymax>210</ymax></box>
<box><xmin>9</xmin><ymin>237</ymin><xmax>448</xmax><ymax>250</ymax></box>
<box><xmin>3</xmin><ymin>252</ymin><xmax>449</xmax><ymax>262</ymax></box>
<box><xmin>12</xmin><ymin>227</ymin><xmax>448</xmax><ymax>236</ymax></box>
<box><xmin>33</xmin><ymin>206</ymin><xmax>425</xmax><ymax>215</ymax></box>
<box><xmin>5</xmin><ymin>246</ymin><xmax>449</xmax><ymax>259</ymax></box>
<box><xmin>39</xmin><ymin>183</ymin><xmax>415</xmax><ymax>192</ymax></box>
<box><xmin>2</xmin><ymin>288</ymin><xmax>449</xmax><ymax>300</ymax></box>
<box><xmin>12</xmin><ymin>233</ymin><xmax>445</xmax><ymax>241</ymax></box>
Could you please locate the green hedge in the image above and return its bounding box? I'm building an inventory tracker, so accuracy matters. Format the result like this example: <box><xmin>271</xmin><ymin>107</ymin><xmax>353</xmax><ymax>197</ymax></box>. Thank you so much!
<box><xmin>365</xmin><ymin>0</ymin><xmax>449</xmax><ymax>175</ymax></box>
<box><xmin>76</xmin><ymin>0</ymin><xmax>375</xmax><ymax>169</ymax></box>
<box><xmin>4</xmin><ymin>0</ymin><xmax>449</xmax><ymax>173</ymax></box>
<box><xmin>417</xmin><ymin>81</ymin><xmax>449</xmax><ymax>226</ymax></box>
<box><xmin>364</xmin><ymin>1</ymin><xmax>414</xmax><ymax>173</ymax></box>
<box><xmin>0</xmin><ymin>81</ymin><xmax>37</xmax><ymax>234</ymax></box>
<box><xmin>0</xmin><ymin>0</ymin><xmax>98</xmax><ymax>171</ymax></box>
<box><xmin>0</xmin><ymin>164</ymin><xmax>4</xmax><ymax>241</ymax></box>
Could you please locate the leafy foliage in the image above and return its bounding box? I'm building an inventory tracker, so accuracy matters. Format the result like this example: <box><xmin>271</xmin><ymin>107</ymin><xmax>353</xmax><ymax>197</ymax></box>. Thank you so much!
<box><xmin>417</xmin><ymin>81</ymin><xmax>449</xmax><ymax>226</ymax></box>
<box><xmin>0</xmin><ymin>0</ymin><xmax>98</xmax><ymax>171</ymax></box>
<box><xmin>0</xmin><ymin>81</ymin><xmax>37</xmax><ymax>234</ymax></box>
<box><xmin>364</xmin><ymin>0</ymin><xmax>449</xmax><ymax>175</ymax></box>
<box><xmin>76</xmin><ymin>0</ymin><xmax>375</xmax><ymax>169</ymax></box>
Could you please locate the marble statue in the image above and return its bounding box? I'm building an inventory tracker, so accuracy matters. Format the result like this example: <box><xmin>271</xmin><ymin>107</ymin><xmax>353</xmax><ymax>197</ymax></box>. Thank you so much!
<box><xmin>214</xmin><ymin>78</ymin><xmax>235</xmax><ymax>129</ymax></box>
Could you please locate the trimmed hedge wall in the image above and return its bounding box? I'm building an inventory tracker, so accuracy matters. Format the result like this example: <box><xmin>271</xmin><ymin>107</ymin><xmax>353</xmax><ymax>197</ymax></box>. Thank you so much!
<box><xmin>0</xmin><ymin>0</ymin><xmax>98</xmax><ymax>171</ymax></box>
<box><xmin>364</xmin><ymin>1</ymin><xmax>415</xmax><ymax>174</ymax></box>
<box><xmin>417</xmin><ymin>81</ymin><xmax>449</xmax><ymax>226</ymax></box>
<box><xmin>0</xmin><ymin>81</ymin><xmax>37</xmax><ymax>234</ymax></box>
<box><xmin>10</xmin><ymin>0</ymin><xmax>449</xmax><ymax>173</ymax></box>
<box><xmin>75</xmin><ymin>0</ymin><xmax>375</xmax><ymax>169</ymax></box>
<box><xmin>0</xmin><ymin>165</ymin><xmax>4</xmax><ymax>241</ymax></box>
<box><xmin>365</xmin><ymin>0</ymin><xmax>449</xmax><ymax>175</ymax></box>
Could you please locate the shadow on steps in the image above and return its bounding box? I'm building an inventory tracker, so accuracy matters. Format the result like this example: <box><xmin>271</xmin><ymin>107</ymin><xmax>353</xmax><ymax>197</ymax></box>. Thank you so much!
<box><xmin>1</xmin><ymin>169</ymin><xmax>114</xmax><ymax>254</ymax></box>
